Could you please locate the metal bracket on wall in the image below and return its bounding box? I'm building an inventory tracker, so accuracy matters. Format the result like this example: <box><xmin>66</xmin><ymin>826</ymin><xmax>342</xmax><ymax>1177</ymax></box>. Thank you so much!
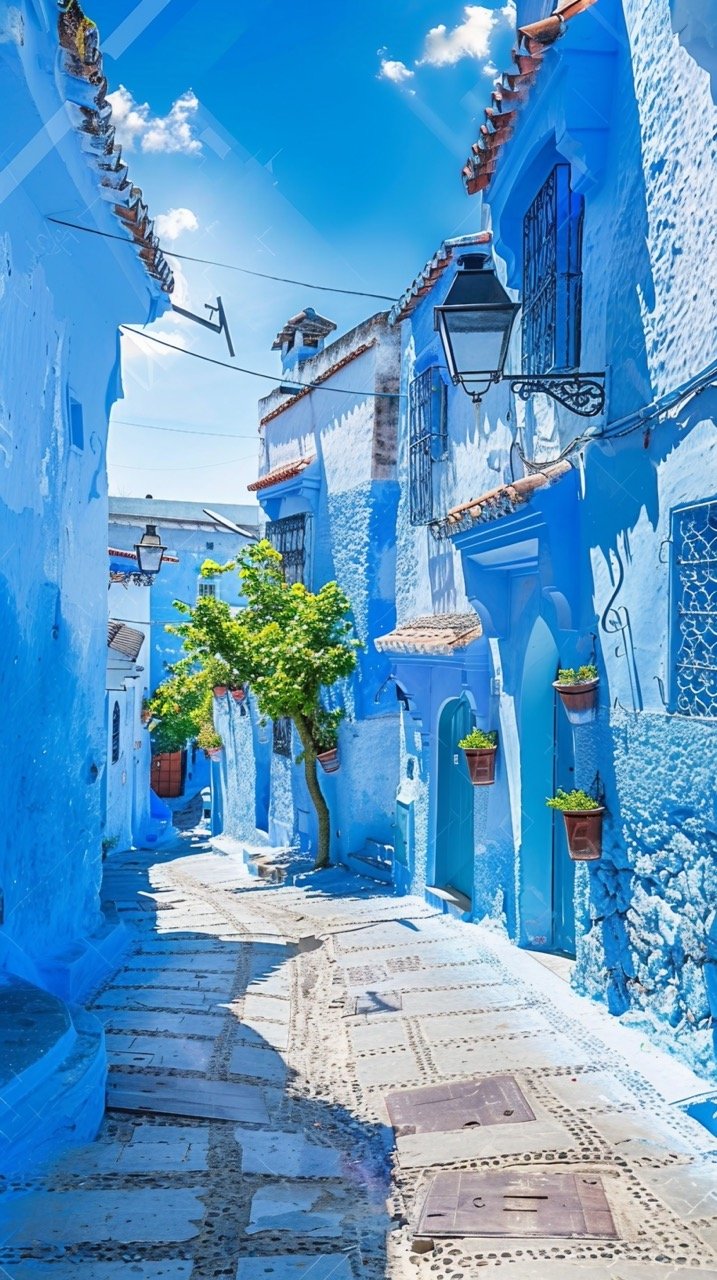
<box><xmin>505</xmin><ymin>373</ymin><xmax>606</xmax><ymax>418</ymax></box>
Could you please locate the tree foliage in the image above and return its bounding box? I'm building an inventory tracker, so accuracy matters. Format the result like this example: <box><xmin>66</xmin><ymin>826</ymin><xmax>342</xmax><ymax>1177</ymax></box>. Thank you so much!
<box><xmin>152</xmin><ymin>541</ymin><xmax>360</xmax><ymax>867</ymax></box>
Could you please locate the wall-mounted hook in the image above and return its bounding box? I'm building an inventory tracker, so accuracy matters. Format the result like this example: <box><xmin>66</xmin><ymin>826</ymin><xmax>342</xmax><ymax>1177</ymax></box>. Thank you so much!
<box><xmin>658</xmin><ymin>538</ymin><xmax>673</xmax><ymax>565</ymax></box>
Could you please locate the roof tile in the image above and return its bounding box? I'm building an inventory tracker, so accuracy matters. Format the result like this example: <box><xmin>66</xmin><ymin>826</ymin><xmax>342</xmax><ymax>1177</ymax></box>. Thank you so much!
<box><xmin>375</xmin><ymin>613</ymin><xmax>483</xmax><ymax>655</ymax></box>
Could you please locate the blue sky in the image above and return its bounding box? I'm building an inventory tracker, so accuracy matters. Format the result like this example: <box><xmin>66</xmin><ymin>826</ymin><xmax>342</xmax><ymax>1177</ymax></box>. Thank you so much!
<box><xmin>99</xmin><ymin>0</ymin><xmax>517</xmax><ymax>503</ymax></box>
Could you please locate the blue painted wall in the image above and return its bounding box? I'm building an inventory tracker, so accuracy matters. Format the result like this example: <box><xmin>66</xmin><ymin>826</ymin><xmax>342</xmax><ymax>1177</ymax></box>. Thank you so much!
<box><xmin>386</xmin><ymin>0</ymin><xmax>717</xmax><ymax>1078</ymax></box>
<box><xmin>0</xmin><ymin>0</ymin><xmax>171</xmax><ymax>994</ymax></box>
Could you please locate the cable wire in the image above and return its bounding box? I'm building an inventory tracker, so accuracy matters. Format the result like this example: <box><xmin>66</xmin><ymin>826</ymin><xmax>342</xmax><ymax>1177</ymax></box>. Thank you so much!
<box><xmin>119</xmin><ymin>326</ymin><xmax>405</xmax><ymax>398</ymax></box>
<box><xmin>112</xmin><ymin>418</ymin><xmax>258</xmax><ymax>441</ymax></box>
<box><xmin>47</xmin><ymin>217</ymin><xmax>398</xmax><ymax>301</ymax></box>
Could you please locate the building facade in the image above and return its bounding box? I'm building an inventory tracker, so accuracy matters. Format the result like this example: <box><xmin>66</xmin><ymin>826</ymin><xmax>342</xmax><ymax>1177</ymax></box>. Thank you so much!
<box><xmin>380</xmin><ymin>0</ymin><xmax>717</xmax><ymax>1080</ymax></box>
<box><xmin>215</xmin><ymin>310</ymin><xmax>402</xmax><ymax>870</ymax></box>
<box><xmin>0</xmin><ymin>0</ymin><xmax>174</xmax><ymax>1174</ymax></box>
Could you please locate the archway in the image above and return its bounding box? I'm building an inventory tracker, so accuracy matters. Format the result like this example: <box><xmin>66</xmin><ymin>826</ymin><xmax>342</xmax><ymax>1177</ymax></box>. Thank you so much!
<box><xmin>518</xmin><ymin>618</ymin><xmax>576</xmax><ymax>955</ymax></box>
<box><xmin>434</xmin><ymin>696</ymin><xmax>474</xmax><ymax>901</ymax></box>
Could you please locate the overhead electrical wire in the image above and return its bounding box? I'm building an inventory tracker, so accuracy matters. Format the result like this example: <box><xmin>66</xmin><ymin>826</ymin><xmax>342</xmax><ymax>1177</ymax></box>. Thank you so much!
<box><xmin>112</xmin><ymin>418</ymin><xmax>259</xmax><ymax>441</ymax></box>
<box><xmin>119</xmin><ymin>326</ymin><xmax>406</xmax><ymax>399</ymax></box>
<box><xmin>47</xmin><ymin>217</ymin><xmax>398</xmax><ymax>301</ymax></box>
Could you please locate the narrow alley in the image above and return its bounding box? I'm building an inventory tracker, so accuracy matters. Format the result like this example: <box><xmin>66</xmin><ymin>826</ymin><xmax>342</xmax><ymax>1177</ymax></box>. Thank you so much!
<box><xmin>1</xmin><ymin>824</ymin><xmax>715</xmax><ymax>1279</ymax></box>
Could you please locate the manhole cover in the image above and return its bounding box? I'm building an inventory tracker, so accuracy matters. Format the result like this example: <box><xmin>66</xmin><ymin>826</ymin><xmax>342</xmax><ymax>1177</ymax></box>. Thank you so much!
<box><xmin>416</xmin><ymin>1170</ymin><xmax>618</xmax><ymax>1239</ymax></box>
<box><xmin>386</xmin><ymin>1075</ymin><xmax>535</xmax><ymax>1134</ymax></box>
<box><xmin>353</xmin><ymin>990</ymin><xmax>403</xmax><ymax>1015</ymax></box>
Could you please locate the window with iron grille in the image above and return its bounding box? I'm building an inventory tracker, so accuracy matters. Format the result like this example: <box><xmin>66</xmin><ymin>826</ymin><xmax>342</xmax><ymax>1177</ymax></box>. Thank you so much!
<box><xmin>112</xmin><ymin>701</ymin><xmax>120</xmax><ymax>763</ymax></box>
<box><xmin>522</xmin><ymin>164</ymin><xmax>584</xmax><ymax>375</ymax></box>
<box><xmin>268</xmin><ymin>514</ymin><xmax>308</xmax><ymax>585</ymax></box>
<box><xmin>671</xmin><ymin>500</ymin><xmax>717</xmax><ymax>717</ymax></box>
<box><xmin>272</xmin><ymin>716</ymin><xmax>292</xmax><ymax>757</ymax></box>
<box><xmin>198</xmin><ymin>579</ymin><xmax>217</xmax><ymax>598</ymax></box>
<box><xmin>408</xmin><ymin>367</ymin><xmax>447</xmax><ymax>526</ymax></box>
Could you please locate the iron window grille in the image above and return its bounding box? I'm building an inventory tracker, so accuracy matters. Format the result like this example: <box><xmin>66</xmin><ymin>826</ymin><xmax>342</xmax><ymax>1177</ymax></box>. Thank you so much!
<box><xmin>522</xmin><ymin>164</ymin><xmax>584</xmax><ymax>376</ymax></box>
<box><xmin>268</xmin><ymin>513</ymin><xmax>308</xmax><ymax>586</ymax></box>
<box><xmin>670</xmin><ymin>499</ymin><xmax>717</xmax><ymax>717</ymax></box>
<box><xmin>409</xmin><ymin>366</ymin><xmax>447</xmax><ymax>526</ymax></box>
<box><xmin>272</xmin><ymin>716</ymin><xmax>292</xmax><ymax>757</ymax></box>
<box><xmin>111</xmin><ymin>701</ymin><xmax>120</xmax><ymax>763</ymax></box>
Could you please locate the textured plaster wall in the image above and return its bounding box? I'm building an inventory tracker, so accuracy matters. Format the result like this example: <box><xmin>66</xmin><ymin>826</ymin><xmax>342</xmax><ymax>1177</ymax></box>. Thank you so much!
<box><xmin>455</xmin><ymin>0</ymin><xmax>717</xmax><ymax>1075</ymax></box>
<box><xmin>0</xmin><ymin>1</ymin><xmax>167</xmax><ymax>982</ymax></box>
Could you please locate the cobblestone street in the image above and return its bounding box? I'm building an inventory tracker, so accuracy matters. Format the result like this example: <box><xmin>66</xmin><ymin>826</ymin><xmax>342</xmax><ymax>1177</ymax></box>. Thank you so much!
<box><xmin>1</xmin><ymin>827</ymin><xmax>716</xmax><ymax>1279</ymax></box>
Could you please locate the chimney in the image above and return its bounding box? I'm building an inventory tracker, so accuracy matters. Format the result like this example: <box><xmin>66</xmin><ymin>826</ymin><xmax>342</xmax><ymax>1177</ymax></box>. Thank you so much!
<box><xmin>272</xmin><ymin>306</ymin><xmax>337</xmax><ymax>372</ymax></box>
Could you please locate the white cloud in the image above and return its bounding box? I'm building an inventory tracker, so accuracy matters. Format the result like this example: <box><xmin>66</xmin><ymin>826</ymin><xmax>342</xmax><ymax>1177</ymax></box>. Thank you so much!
<box><xmin>108</xmin><ymin>85</ymin><xmax>202</xmax><ymax>155</ymax></box>
<box><xmin>379</xmin><ymin>58</ymin><xmax>415</xmax><ymax>85</ymax></box>
<box><xmin>482</xmin><ymin>59</ymin><xmax>498</xmax><ymax>77</ymax></box>
<box><xmin>416</xmin><ymin>2</ymin><xmax>515</xmax><ymax>69</ymax></box>
<box><xmin>154</xmin><ymin>207</ymin><xmax>199</xmax><ymax>241</ymax></box>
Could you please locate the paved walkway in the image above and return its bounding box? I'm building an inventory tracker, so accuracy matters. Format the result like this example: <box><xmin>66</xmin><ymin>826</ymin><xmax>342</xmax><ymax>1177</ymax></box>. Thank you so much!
<box><xmin>1</xmin><ymin>827</ymin><xmax>716</xmax><ymax>1278</ymax></box>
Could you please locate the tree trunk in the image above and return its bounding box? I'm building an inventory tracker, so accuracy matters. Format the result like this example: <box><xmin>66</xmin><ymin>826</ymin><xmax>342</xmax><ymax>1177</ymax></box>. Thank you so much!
<box><xmin>293</xmin><ymin>714</ymin><xmax>331</xmax><ymax>870</ymax></box>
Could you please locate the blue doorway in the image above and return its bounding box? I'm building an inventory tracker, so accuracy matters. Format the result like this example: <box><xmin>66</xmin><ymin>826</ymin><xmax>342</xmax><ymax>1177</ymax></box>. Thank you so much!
<box><xmin>518</xmin><ymin>618</ymin><xmax>575</xmax><ymax>956</ymax></box>
<box><xmin>434</xmin><ymin>696</ymin><xmax>474</xmax><ymax>901</ymax></box>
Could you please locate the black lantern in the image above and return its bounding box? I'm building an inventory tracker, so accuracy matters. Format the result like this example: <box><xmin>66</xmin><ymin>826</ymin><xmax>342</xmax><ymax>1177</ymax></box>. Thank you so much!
<box><xmin>434</xmin><ymin>254</ymin><xmax>520</xmax><ymax>400</ymax></box>
<box><xmin>435</xmin><ymin>254</ymin><xmax>605</xmax><ymax>417</ymax></box>
<box><xmin>134</xmin><ymin>523</ymin><xmax>166</xmax><ymax>576</ymax></box>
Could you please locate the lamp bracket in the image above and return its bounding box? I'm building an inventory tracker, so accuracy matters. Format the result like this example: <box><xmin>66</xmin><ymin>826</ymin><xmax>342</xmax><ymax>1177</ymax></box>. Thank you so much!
<box><xmin>504</xmin><ymin>372</ymin><xmax>605</xmax><ymax>418</ymax></box>
<box><xmin>171</xmin><ymin>295</ymin><xmax>235</xmax><ymax>358</ymax></box>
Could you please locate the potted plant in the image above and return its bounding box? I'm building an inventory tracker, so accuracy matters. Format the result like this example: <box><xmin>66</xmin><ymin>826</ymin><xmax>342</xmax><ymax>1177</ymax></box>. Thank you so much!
<box><xmin>197</xmin><ymin>723</ymin><xmax>223</xmax><ymax>759</ymax></box>
<box><xmin>553</xmin><ymin>664</ymin><xmax>599</xmax><ymax>725</ymax></box>
<box><xmin>546</xmin><ymin>789</ymin><xmax>605</xmax><ymax>861</ymax></box>
<box><xmin>212</xmin><ymin>683</ymin><xmax>228</xmax><ymax>698</ymax></box>
<box><xmin>230</xmin><ymin>686</ymin><xmax>246</xmax><ymax>703</ymax></box>
<box><xmin>314</xmin><ymin>708</ymin><xmax>341</xmax><ymax>774</ymax></box>
<box><xmin>140</xmin><ymin>697</ymin><xmax>152</xmax><ymax>725</ymax></box>
<box><xmin>458</xmin><ymin>728</ymin><xmax>498</xmax><ymax>785</ymax></box>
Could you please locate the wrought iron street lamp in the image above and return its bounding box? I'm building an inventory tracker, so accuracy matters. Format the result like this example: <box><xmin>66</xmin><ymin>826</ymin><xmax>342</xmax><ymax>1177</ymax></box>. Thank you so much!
<box><xmin>434</xmin><ymin>254</ymin><xmax>605</xmax><ymax>418</ymax></box>
<box><xmin>134</xmin><ymin>524</ymin><xmax>166</xmax><ymax>576</ymax></box>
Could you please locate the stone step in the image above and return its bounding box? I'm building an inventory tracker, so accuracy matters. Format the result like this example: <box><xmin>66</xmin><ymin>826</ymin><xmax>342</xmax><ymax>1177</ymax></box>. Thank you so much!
<box><xmin>0</xmin><ymin>992</ymin><xmax>106</xmax><ymax>1179</ymax></box>
<box><xmin>344</xmin><ymin>845</ymin><xmax>394</xmax><ymax>885</ymax></box>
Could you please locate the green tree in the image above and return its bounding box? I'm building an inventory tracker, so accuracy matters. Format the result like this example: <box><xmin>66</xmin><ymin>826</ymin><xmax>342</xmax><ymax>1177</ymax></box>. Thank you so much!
<box><xmin>167</xmin><ymin>540</ymin><xmax>360</xmax><ymax>869</ymax></box>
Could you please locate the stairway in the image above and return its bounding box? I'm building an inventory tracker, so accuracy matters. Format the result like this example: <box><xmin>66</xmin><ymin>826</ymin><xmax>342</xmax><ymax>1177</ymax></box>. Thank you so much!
<box><xmin>343</xmin><ymin>838</ymin><xmax>395</xmax><ymax>885</ymax></box>
<box><xmin>0</xmin><ymin>976</ymin><xmax>106</xmax><ymax>1180</ymax></box>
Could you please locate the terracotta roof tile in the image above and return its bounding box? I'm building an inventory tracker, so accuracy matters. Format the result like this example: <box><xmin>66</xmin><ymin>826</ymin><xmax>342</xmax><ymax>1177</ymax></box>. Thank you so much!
<box><xmin>247</xmin><ymin>455</ymin><xmax>315</xmax><ymax>493</ymax></box>
<box><xmin>107</xmin><ymin>619</ymin><xmax>144</xmax><ymax>661</ymax></box>
<box><xmin>431</xmin><ymin>460</ymin><xmax>572</xmax><ymax>539</ymax></box>
<box><xmin>375</xmin><ymin>613</ymin><xmax>483</xmax><ymax>655</ymax></box>
<box><xmin>57</xmin><ymin>1</ymin><xmax>173</xmax><ymax>294</ymax></box>
<box><xmin>462</xmin><ymin>0</ymin><xmax>598</xmax><ymax>196</ymax></box>
<box><xmin>389</xmin><ymin>233</ymin><xmax>492</xmax><ymax>325</ymax></box>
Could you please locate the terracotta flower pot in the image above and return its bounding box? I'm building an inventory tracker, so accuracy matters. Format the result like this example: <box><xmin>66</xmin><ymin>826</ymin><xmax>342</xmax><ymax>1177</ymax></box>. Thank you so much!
<box><xmin>562</xmin><ymin>807</ymin><xmax>604</xmax><ymax>861</ymax></box>
<box><xmin>317</xmin><ymin>747</ymin><xmax>340</xmax><ymax>774</ymax></box>
<box><xmin>463</xmin><ymin>746</ymin><xmax>497</xmax><ymax>786</ymax></box>
<box><xmin>212</xmin><ymin>685</ymin><xmax>228</xmax><ymax>698</ymax></box>
<box><xmin>140</xmin><ymin>709</ymin><xmax>151</xmax><ymax>725</ymax></box>
<box><xmin>553</xmin><ymin>679</ymin><xmax>599</xmax><ymax>725</ymax></box>
<box><xmin>229</xmin><ymin>688</ymin><xmax>245</xmax><ymax>702</ymax></box>
<box><xmin>205</xmin><ymin>747</ymin><xmax>223</xmax><ymax>760</ymax></box>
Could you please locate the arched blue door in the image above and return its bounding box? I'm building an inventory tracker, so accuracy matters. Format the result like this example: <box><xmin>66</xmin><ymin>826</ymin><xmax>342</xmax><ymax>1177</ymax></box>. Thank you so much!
<box><xmin>518</xmin><ymin>618</ymin><xmax>576</xmax><ymax>955</ymax></box>
<box><xmin>434</xmin><ymin>697</ymin><xmax>474</xmax><ymax>901</ymax></box>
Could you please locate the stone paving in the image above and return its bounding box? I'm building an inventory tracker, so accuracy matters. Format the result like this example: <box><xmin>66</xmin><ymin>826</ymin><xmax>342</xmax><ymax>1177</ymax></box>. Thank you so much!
<box><xmin>0</xmin><ymin>826</ymin><xmax>716</xmax><ymax>1278</ymax></box>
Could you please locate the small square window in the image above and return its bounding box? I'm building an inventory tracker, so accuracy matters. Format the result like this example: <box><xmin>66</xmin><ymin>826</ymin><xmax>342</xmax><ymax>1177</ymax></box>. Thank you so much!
<box><xmin>198</xmin><ymin>580</ymin><xmax>217</xmax><ymax>599</ymax></box>
<box><xmin>206</xmin><ymin>541</ymin><xmax>214</xmax><ymax>550</ymax></box>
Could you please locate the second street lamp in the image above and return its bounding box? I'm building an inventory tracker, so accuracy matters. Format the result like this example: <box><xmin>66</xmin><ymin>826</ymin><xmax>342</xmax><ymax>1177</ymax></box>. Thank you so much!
<box><xmin>434</xmin><ymin>254</ymin><xmax>605</xmax><ymax>418</ymax></box>
<box><xmin>134</xmin><ymin>524</ymin><xmax>166</xmax><ymax>576</ymax></box>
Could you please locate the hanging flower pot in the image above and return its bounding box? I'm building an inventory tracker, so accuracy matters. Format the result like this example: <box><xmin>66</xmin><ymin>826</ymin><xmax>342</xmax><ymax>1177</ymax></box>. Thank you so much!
<box><xmin>546</xmin><ymin>790</ymin><xmax>604</xmax><ymax>862</ymax></box>
<box><xmin>230</xmin><ymin>687</ymin><xmax>246</xmax><ymax>703</ymax></box>
<box><xmin>212</xmin><ymin>685</ymin><xmax>228</xmax><ymax>698</ymax></box>
<box><xmin>205</xmin><ymin>747</ymin><xmax>223</xmax><ymax>761</ymax></box>
<box><xmin>317</xmin><ymin>747</ymin><xmax>340</xmax><ymax>774</ymax></box>
<box><xmin>553</xmin><ymin>665</ymin><xmax>599</xmax><ymax>725</ymax></box>
<box><xmin>457</xmin><ymin>729</ymin><xmax>498</xmax><ymax>786</ymax></box>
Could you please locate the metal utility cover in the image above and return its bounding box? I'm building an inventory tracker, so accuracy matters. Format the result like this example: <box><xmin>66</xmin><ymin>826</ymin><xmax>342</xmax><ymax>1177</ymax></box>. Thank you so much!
<box><xmin>386</xmin><ymin>1075</ymin><xmax>535</xmax><ymax>1134</ymax></box>
<box><xmin>417</xmin><ymin>1170</ymin><xmax>619</xmax><ymax>1239</ymax></box>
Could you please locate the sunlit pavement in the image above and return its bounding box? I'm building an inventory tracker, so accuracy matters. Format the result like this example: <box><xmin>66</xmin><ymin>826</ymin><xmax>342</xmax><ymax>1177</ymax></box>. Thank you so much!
<box><xmin>0</xmin><ymin>824</ymin><xmax>716</xmax><ymax>1279</ymax></box>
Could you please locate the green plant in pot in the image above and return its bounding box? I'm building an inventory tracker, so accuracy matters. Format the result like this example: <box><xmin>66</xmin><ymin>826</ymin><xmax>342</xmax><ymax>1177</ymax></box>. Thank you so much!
<box><xmin>457</xmin><ymin>728</ymin><xmax>498</xmax><ymax>786</ymax></box>
<box><xmin>197</xmin><ymin>722</ymin><xmax>223</xmax><ymax>758</ymax></box>
<box><xmin>312</xmin><ymin>706</ymin><xmax>343</xmax><ymax>774</ymax></box>
<box><xmin>546</xmin><ymin>788</ymin><xmax>605</xmax><ymax>861</ymax></box>
<box><xmin>553</xmin><ymin>663</ymin><xmax>599</xmax><ymax>725</ymax></box>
